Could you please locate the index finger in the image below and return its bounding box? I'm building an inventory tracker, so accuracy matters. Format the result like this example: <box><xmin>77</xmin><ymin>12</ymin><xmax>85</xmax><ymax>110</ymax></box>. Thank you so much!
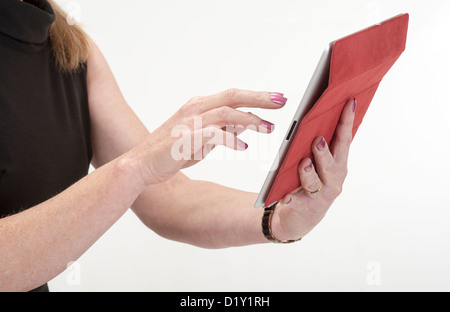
<box><xmin>330</xmin><ymin>98</ymin><xmax>356</xmax><ymax>163</ymax></box>
<box><xmin>195</xmin><ymin>88</ymin><xmax>287</xmax><ymax>114</ymax></box>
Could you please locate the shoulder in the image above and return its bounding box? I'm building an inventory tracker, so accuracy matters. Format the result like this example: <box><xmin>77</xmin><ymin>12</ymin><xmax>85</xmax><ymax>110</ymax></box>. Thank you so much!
<box><xmin>86</xmin><ymin>36</ymin><xmax>109</xmax><ymax>78</ymax></box>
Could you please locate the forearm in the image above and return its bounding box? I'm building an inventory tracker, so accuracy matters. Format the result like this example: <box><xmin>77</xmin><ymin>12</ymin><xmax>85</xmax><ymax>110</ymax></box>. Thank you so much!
<box><xmin>0</xmin><ymin>154</ymin><xmax>146</xmax><ymax>291</ymax></box>
<box><xmin>132</xmin><ymin>176</ymin><xmax>270</xmax><ymax>248</ymax></box>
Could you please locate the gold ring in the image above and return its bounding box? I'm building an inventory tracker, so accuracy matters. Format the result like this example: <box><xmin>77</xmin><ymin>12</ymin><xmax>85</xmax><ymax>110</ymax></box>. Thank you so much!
<box><xmin>303</xmin><ymin>181</ymin><xmax>323</xmax><ymax>196</ymax></box>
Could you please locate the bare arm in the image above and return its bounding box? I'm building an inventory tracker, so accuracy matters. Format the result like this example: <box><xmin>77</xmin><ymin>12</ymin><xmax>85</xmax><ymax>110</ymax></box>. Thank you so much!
<box><xmin>87</xmin><ymin>39</ymin><xmax>355</xmax><ymax>249</ymax></box>
<box><xmin>0</xmin><ymin>152</ymin><xmax>147</xmax><ymax>291</ymax></box>
<box><xmin>133</xmin><ymin>178</ymin><xmax>266</xmax><ymax>248</ymax></box>
<box><xmin>0</xmin><ymin>39</ymin><xmax>157</xmax><ymax>291</ymax></box>
<box><xmin>86</xmin><ymin>40</ymin><xmax>277</xmax><ymax>248</ymax></box>
<box><xmin>0</xmin><ymin>33</ymin><xmax>352</xmax><ymax>291</ymax></box>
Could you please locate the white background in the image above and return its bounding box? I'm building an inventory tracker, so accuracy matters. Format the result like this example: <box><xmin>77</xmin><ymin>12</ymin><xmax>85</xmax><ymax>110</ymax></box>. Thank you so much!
<box><xmin>49</xmin><ymin>0</ymin><xmax>450</xmax><ymax>291</ymax></box>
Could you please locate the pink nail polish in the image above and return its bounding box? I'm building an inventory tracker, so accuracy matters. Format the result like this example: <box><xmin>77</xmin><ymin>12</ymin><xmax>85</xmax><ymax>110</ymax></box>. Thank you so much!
<box><xmin>271</xmin><ymin>92</ymin><xmax>284</xmax><ymax>97</ymax></box>
<box><xmin>352</xmin><ymin>98</ymin><xmax>357</xmax><ymax>112</ymax></box>
<box><xmin>317</xmin><ymin>138</ymin><xmax>326</xmax><ymax>151</ymax></box>
<box><xmin>238</xmin><ymin>140</ymin><xmax>248</xmax><ymax>150</ymax></box>
<box><xmin>270</xmin><ymin>93</ymin><xmax>288</xmax><ymax>105</ymax></box>
<box><xmin>304</xmin><ymin>161</ymin><xmax>313</xmax><ymax>172</ymax></box>
<box><xmin>261</xmin><ymin>120</ymin><xmax>275</xmax><ymax>131</ymax></box>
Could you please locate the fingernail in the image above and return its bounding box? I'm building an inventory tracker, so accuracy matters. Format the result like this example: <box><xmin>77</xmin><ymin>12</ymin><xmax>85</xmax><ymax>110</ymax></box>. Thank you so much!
<box><xmin>238</xmin><ymin>140</ymin><xmax>248</xmax><ymax>150</ymax></box>
<box><xmin>352</xmin><ymin>98</ymin><xmax>357</xmax><ymax>113</ymax></box>
<box><xmin>270</xmin><ymin>92</ymin><xmax>288</xmax><ymax>105</ymax></box>
<box><xmin>317</xmin><ymin>138</ymin><xmax>326</xmax><ymax>151</ymax></box>
<box><xmin>261</xmin><ymin>120</ymin><xmax>275</xmax><ymax>131</ymax></box>
<box><xmin>271</xmin><ymin>92</ymin><xmax>284</xmax><ymax>97</ymax></box>
<box><xmin>304</xmin><ymin>161</ymin><xmax>313</xmax><ymax>172</ymax></box>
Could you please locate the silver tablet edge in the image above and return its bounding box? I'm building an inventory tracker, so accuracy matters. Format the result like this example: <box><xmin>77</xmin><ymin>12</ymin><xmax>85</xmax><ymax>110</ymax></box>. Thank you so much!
<box><xmin>254</xmin><ymin>44</ymin><xmax>332</xmax><ymax>208</ymax></box>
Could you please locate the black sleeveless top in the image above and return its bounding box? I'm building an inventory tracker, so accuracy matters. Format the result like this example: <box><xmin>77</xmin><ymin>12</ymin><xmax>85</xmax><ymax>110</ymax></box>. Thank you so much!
<box><xmin>0</xmin><ymin>0</ymin><xmax>92</xmax><ymax>291</ymax></box>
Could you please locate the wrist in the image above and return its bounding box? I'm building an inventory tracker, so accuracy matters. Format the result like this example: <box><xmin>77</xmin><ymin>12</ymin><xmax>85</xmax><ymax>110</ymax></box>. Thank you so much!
<box><xmin>270</xmin><ymin>203</ymin><xmax>303</xmax><ymax>242</ymax></box>
<box><xmin>114</xmin><ymin>146</ymin><xmax>158</xmax><ymax>190</ymax></box>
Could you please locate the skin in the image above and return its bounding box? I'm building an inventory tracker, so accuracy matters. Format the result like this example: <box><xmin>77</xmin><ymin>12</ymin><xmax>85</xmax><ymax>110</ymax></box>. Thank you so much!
<box><xmin>0</xmin><ymin>31</ymin><xmax>355</xmax><ymax>290</ymax></box>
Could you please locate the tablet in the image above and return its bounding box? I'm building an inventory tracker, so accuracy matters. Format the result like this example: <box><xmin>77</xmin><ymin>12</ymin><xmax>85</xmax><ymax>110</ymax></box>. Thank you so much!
<box><xmin>254</xmin><ymin>13</ymin><xmax>409</xmax><ymax>208</ymax></box>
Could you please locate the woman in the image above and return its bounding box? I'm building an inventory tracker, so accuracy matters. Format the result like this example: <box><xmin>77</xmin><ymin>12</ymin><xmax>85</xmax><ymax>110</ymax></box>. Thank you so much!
<box><xmin>0</xmin><ymin>0</ymin><xmax>355</xmax><ymax>292</ymax></box>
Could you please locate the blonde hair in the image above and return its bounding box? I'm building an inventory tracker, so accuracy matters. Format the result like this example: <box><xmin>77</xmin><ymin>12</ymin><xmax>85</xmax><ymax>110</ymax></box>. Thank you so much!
<box><xmin>48</xmin><ymin>0</ymin><xmax>89</xmax><ymax>72</ymax></box>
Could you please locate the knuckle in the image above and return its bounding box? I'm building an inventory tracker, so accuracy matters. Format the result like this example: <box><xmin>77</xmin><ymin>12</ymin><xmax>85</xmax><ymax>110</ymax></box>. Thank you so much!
<box><xmin>342</xmin><ymin>167</ymin><xmax>349</xmax><ymax>179</ymax></box>
<box><xmin>237</xmin><ymin>112</ymin><xmax>258</xmax><ymax>132</ymax></box>
<box><xmin>181</xmin><ymin>96</ymin><xmax>204</xmax><ymax>116</ymax></box>
<box><xmin>204</xmin><ymin>125</ymin><xmax>221</xmax><ymax>137</ymax></box>
<box><xmin>178</xmin><ymin>104</ymin><xmax>192</xmax><ymax>118</ymax></box>
<box><xmin>338</xmin><ymin>130</ymin><xmax>353</xmax><ymax>146</ymax></box>
<box><xmin>320</xmin><ymin>164</ymin><xmax>331</xmax><ymax>176</ymax></box>
<box><xmin>217</xmin><ymin>106</ymin><xmax>232</xmax><ymax>120</ymax></box>
<box><xmin>222</xmin><ymin>88</ymin><xmax>239</xmax><ymax>100</ymax></box>
<box><xmin>306</xmin><ymin>180</ymin><xmax>322</xmax><ymax>193</ymax></box>
<box><xmin>245</xmin><ymin>111</ymin><xmax>258</xmax><ymax>124</ymax></box>
<box><xmin>344</xmin><ymin>134</ymin><xmax>353</xmax><ymax>146</ymax></box>
<box><xmin>340</xmin><ymin>113</ymin><xmax>353</xmax><ymax>126</ymax></box>
<box><xmin>188</xmin><ymin>95</ymin><xmax>204</xmax><ymax>106</ymax></box>
<box><xmin>330</xmin><ymin>184</ymin><xmax>343</xmax><ymax>197</ymax></box>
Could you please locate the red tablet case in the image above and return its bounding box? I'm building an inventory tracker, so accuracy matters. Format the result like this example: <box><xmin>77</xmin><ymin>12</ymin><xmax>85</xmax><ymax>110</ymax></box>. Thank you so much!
<box><xmin>264</xmin><ymin>14</ymin><xmax>409</xmax><ymax>207</ymax></box>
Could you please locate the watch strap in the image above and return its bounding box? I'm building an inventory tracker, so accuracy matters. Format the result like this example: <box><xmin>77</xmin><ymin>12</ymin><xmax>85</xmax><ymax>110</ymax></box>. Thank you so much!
<box><xmin>261</xmin><ymin>202</ymin><xmax>302</xmax><ymax>244</ymax></box>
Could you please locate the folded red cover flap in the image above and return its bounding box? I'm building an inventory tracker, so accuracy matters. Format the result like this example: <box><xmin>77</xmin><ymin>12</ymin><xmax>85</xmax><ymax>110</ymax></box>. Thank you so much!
<box><xmin>264</xmin><ymin>14</ymin><xmax>409</xmax><ymax>207</ymax></box>
<box><xmin>330</xmin><ymin>13</ymin><xmax>409</xmax><ymax>87</ymax></box>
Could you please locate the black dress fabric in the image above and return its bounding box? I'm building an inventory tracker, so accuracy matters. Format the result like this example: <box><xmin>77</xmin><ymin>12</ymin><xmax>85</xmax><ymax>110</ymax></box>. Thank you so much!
<box><xmin>0</xmin><ymin>0</ymin><xmax>92</xmax><ymax>291</ymax></box>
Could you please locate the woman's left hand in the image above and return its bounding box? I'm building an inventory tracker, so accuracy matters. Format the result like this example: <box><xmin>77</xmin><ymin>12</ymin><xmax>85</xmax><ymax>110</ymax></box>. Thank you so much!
<box><xmin>270</xmin><ymin>98</ymin><xmax>357</xmax><ymax>241</ymax></box>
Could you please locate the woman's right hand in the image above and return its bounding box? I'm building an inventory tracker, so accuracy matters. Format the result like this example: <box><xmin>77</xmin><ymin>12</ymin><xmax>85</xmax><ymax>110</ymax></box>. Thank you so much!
<box><xmin>134</xmin><ymin>88</ymin><xmax>287</xmax><ymax>185</ymax></box>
